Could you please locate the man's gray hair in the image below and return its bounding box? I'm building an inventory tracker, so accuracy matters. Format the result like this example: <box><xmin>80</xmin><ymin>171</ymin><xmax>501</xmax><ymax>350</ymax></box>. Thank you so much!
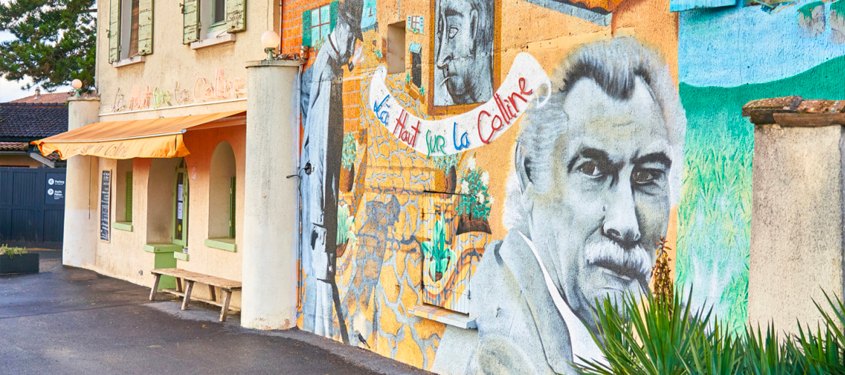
<box><xmin>504</xmin><ymin>37</ymin><xmax>686</xmax><ymax>230</ymax></box>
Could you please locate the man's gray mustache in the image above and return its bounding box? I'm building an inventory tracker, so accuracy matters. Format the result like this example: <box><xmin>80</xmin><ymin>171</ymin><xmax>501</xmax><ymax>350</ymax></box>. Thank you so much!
<box><xmin>585</xmin><ymin>241</ymin><xmax>652</xmax><ymax>281</ymax></box>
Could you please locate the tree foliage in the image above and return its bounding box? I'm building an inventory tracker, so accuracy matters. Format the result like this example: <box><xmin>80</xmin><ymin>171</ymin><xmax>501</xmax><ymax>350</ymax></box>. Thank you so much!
<box><xmin>0</xmin><ymin>0</ymin><xmax>96</xmax><ymax>91</ymax></box>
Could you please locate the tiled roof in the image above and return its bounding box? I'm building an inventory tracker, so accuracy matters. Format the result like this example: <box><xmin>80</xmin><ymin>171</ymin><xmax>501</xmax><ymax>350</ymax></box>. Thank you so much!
<box><xmin>0</xmin><ymin>142</ymin><xmax>28</xmax><ymax>151</ymax></box>
<box><xmin>8</xmin><ymin>92</ymin><xmax>72</xmax><ymax>104</ymax></box>
<box><xmin>0</xmin><ymin>103</ymin><xmax>68</xmax><ymax>140</ymax></box>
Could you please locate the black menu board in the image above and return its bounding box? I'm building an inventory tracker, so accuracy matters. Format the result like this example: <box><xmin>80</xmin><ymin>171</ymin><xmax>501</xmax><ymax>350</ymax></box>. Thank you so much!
<box><xmin>100</xmin><ymin>170</ymin><xmax>111</xmax><ymax>241</ymax></box>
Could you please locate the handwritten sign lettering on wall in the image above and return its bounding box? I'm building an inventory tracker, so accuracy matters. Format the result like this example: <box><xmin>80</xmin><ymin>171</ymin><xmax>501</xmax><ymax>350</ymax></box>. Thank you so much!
<box><xmin>368</xmin><ymin>53</ymin><xmax>551</xmax><ymax>156</ymax></box>
<box><xmin>110</xmin><ymin>68</ymin><xmax>245</xmax><ymax>113</ymax></box>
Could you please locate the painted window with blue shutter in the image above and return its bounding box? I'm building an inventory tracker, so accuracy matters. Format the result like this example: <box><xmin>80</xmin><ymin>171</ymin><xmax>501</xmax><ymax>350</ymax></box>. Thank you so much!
<box><xmin>301</xmin><ymin>1</ymin><xmax>338</xmax><ymax>49</ymax></box>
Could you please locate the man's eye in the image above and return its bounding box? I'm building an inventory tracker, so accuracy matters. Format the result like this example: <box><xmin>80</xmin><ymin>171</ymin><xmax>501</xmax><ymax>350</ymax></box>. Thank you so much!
<box><xmin>448</xmin><ymin>26</ymin><xmax>458</xmax><ymax>39</ymax></box>
<box><xmin>632</xmin><ymin>170</ymin><xmax>661</xmax><ymax>184</ymax></box>
<box><xmin>577</xmin><ymin>161</ymin><xmax>603</xmax><ymax>178</ymax></box>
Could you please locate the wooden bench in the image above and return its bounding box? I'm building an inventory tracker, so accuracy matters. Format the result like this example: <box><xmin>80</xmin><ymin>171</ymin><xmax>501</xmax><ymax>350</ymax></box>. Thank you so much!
<box><xmin>149</xmin><ymin>268</ymin><xmax>242</xmax><ymax>322</ymax></box>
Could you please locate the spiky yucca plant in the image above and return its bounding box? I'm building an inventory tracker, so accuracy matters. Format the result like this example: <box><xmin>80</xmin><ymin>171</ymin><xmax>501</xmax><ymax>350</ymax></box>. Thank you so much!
<box><xmin>574</xmin><ymin>287</ymin><xmax>845</xmax><ymax>375</ymax></box>
<box><xmin>574</xmin><ymin>289</ymin><xmax>712</xmax><ymax>375</ymax></box>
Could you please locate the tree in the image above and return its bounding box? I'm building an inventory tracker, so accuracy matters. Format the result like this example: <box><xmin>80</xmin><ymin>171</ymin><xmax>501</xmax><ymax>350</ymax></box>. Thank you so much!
<box><xmin>0</xmin><ymin>0</ymin><xmax>96</xmax><ymax>91</ymax></box>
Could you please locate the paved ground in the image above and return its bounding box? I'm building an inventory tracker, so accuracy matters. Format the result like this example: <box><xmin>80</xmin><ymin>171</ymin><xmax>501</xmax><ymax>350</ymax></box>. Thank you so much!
<box><xmin>1</xmin><ymin>252</ymin><xmax>431</xmax><ymax>375</ymax></box>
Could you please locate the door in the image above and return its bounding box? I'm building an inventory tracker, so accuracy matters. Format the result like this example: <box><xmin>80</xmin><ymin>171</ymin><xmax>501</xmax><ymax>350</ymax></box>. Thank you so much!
<box><xmin>173</xmin><ymin>162</ymin><xmax>188</xmax><ymax>248</ymax></box>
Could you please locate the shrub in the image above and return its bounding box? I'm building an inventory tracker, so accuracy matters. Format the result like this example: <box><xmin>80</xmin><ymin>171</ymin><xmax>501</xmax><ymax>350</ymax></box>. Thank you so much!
<box><xmin>0</xmin><ymin>244</ymin><xmax>27</xmax><ymax>258</ymax></box>
<box><xmin>575</xmin><ymin>287</ymin><xmax>845</xmax><ymax>375</ymax></box>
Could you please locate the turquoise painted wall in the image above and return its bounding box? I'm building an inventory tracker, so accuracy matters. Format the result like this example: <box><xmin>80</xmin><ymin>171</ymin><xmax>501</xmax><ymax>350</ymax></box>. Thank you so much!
<box><xmin>678</xmin><ymin>2</ymin><xmax>845</xmax><ymax>332</ymax></box>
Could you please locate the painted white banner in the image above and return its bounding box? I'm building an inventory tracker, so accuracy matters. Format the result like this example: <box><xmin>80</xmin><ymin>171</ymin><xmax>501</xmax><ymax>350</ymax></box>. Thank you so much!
<box><xmin>368</xmin><ymin>52</ymin><xmax>551</xmax><ymax>156</ymax></box>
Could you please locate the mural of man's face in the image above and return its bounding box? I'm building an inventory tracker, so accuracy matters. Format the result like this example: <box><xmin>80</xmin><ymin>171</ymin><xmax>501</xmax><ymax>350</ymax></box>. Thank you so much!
<box><xmin>529</xmin><ymin>77</ymin><xmax>670</xmax><ymax>331</ymax></box>
<box><xmin>435</xmin><ymin>0</ymin><xmax>480</xmax><ymax>103</ymax></box>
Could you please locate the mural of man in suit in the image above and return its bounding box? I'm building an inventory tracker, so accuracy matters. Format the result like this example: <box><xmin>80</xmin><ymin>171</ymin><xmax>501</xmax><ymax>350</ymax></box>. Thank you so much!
<box><xmin>432</xmin><ymin>37</ymin><xmax>687</xmax><ymax>374</ymax></box>
<box><xmin>299</xmin><ymin>0</ymin><xmax>363</xmax><ymax>344</ymax></box>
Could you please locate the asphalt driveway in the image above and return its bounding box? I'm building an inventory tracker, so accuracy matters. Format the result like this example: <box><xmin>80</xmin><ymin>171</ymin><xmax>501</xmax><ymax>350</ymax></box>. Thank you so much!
<box><xmin>0</xmin><ymin>253</ymin><xmax>430</xmax><ymax>375</ymax></box>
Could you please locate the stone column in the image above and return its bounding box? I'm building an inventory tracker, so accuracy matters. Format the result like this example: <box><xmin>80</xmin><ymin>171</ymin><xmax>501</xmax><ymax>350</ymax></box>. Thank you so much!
<box><xmin>241</xmin><ymin>60</ymin><xmax>302</xmax><ymax>330</ymax></box>
<box><xmin>63</xmin><ymin>97</ymin><xmax>101</xmax><ymax>268</ymax></box>
<box><xmin>745</xmin><ymin>96</ymin><xmax>845</xmax><ymax>333</ymax></box>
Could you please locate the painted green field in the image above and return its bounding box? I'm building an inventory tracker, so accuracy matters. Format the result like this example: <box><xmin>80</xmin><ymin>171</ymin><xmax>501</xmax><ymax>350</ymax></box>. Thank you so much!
<box><xmin>676</xmin><ymin>55</ymin><xmax>845</xmax><ymax>333</ymax></box>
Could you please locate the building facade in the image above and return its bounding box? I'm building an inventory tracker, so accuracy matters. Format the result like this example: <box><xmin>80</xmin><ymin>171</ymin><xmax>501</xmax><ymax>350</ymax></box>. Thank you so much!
<box><xmin>37</xmin><ymin>0</ymin><xmax>845</xmax><ymax>373</ymax></box>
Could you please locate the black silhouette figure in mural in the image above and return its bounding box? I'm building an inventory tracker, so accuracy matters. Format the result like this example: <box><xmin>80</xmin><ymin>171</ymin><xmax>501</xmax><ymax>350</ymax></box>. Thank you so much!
<box><xmin>432</xmin><ymin>37</ymin><xmax>687</xmax><ymax>375</ymax></box>
<box><xmin>299</xmin><ymin>0</ymin><xmax>363</xmax><ymax>344</ymax></box>
<box><xmin>433</xmin><ymin>0</ymin><xmax>494</xmax><ymax>106</ymax></box>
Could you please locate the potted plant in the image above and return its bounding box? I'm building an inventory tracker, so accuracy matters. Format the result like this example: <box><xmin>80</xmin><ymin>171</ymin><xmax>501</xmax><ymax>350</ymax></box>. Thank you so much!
<box><xmin>432</xmin><ymin>154</ymin><xmax>460</xmax><ymax>193</ymax></box>
<box><xmin>336</xmin><ymin>205</ymin><xmax>357</xmax><ymax>257</ymax></box>
<box><xmin>421</xmin><ymin>216</ymin><xmax>456</xmax><ymax>282</ymax></box>
<box><xmin>340</xmin><ymin>133</ymin><xmax>357</xmax><ymax>193</ymax></box>
<box><xmin>456</xmin><ymin>157</ymin><xmax>493</xmax><ymax>235</ymax></box>
<box><xmin>0</xmin><ymin>244</ymin><xmax>38</xmax><ymax>275</ymax></box>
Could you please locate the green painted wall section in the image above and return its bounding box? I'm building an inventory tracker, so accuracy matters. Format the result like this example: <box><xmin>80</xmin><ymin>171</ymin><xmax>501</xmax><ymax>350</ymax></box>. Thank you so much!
<box><xmin>677</xmin><ymin>55</ymin><xmax>845</xmax><ymax>333</ymax></box>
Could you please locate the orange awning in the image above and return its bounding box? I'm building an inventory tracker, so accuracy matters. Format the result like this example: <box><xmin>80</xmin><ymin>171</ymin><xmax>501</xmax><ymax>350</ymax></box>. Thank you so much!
<box><xmin>32</xmin><ymin>111</ymin><xmax>245</xmax><ymax>160</ymax></box>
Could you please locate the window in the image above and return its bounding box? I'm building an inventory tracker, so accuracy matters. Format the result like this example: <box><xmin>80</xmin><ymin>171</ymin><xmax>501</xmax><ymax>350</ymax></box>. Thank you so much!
<box><xmin>206</xmin><ymin>142</ymin><xmax>237</xmax><ymax>251</ymax></box>
<box><xmin>301</xmin><ymin>2</ymin><xmax>338</xmax><ymax>50</ymax></box>
<box><xmin>182</xmin><ymin>0</ymin><xmax>246</xmax><ymax>46</ymax></box>
<box><xmin>387</xmin><ymin>22</ymin><xmax>406</xmax><ymax>74</ymax></box>
<box><xmin>108</xmin><ymin>0</ymin><xmax>153</xmax><ymax>64</ymax></box>
<box><xmin>202</xmin><ymin>0</ymin><xmax>230</xmax><ymax>35</ymax></box>
<box><xmin>113</xmin><ymin>159</ymin><xmax>133</xmax><ymax>231</ymax></box>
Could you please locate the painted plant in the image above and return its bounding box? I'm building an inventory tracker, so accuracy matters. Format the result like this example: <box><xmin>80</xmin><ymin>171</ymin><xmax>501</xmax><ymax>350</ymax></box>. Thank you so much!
<box><xmin>340</xmin><ymin>132</ymin><xmax>357</xmax><ymax>192</ymax></box>
<box><xmin>456</xmin><ymin>157</ymin><xmax>492</xmax><ymax>234</ymax></box>
<box><xmin>336</xmin><ymin>204</ymin><xmax>356</xmax><ymax>257</ymax></box>
<box><xmin>432</xmin><ymin>153</ymin><xmax>460</xmax><ymax>193</ymax></box>
<box><xmin>421</xmin><ymin>215</ymin><xmax>456</xmax><ymax>282</ymax></box>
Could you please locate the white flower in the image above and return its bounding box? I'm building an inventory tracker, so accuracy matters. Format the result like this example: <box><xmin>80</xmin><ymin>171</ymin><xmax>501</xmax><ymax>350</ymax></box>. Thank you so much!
<box><xmin>467</xmin><ymin>157</ymin><xmax>476</xmax><ymax>170</ymax></box>
<box><xmin>476</xmin><ymin>192</ymin><xmax>484</xmax><ymax>203</ymax></box>
<box><xmin>461</xmin><ymin>181</ymin><xmax>469</xmax><ymax>193</ymax></box>
<box><xmin>488</xmin><ymin>196</ymin><xmax>494</xmax><ymax>205</ymax></box>
<box><xmin>481</xmin><ymin>171</ymin><xmax>489</xmax><ymax>186</ymax></box>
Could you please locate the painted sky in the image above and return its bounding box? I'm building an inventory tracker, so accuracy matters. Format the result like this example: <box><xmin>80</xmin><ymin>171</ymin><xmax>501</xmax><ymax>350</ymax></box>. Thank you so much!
<box><xmin>680</xmin><ymin>1</ymin><xmax>845</xmax><ymax>88</ymax></box>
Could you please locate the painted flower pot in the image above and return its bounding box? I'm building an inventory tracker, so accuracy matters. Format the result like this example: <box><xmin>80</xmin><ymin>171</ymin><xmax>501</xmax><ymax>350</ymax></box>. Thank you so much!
<box><xmin>433</xmin><ymin>257</ymin><xmax>450</xmax><ymax>282</ymax></box>
<box><xmin>0</xmin><ymin>253</ymin><xmax>39</xmax><ymax>275</ymax></box>
<box><xmin>340</xmin><ymin>165</ymin><xmax>355</xmax><ymax>193</ymax></box>
<box><xmin>336</xmin><ymin>242</ymin><xmax>348</xmax><ymax>258</ymax></box>
<box><xmin>442</xmin><ymin>166</ymin><xmax>457</xmax><ymax>194</ymax></box>
<box><xmin>456</xmin><ymin>214</ymin><xmax>492</xmax><ymax>235</ymax></box>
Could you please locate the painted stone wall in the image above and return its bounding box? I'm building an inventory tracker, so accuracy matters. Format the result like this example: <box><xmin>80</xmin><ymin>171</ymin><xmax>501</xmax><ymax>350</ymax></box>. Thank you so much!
<box><xmin>286</xmin><ymin>0</ymin><xmax>684</xmax><ymax>372</ymax></box>
<box><xmin>675</xmin><ymin>0</ymin><xmax>845</xmax><ymax>334</ymax></box>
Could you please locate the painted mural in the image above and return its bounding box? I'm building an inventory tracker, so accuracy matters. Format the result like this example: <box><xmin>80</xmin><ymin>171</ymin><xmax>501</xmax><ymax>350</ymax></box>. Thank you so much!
<box><xmin>675</xmin><ymin>0</ymin><xmax>845</xmax><ymax>334</ymax></box>
<box><xmin>292</xmin><ymin>0</ymin><xmax>687</xmax><ymax>372</ymax></box>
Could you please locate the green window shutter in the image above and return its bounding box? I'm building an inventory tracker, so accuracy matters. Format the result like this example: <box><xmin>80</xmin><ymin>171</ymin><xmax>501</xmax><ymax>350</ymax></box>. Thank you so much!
<box><xmin>125</xmin><ymin>172</ymin><xmax>133</xmax><ymax>222</ymax></box>
<box><xmin>330</xmin><ymin>1</ymin><xmax>338</xmax><ymax>32</ymax></box>
<box><xmin>302</xmin><ymin>10</ymin><xmax>311</xmax><ymax>47</ymax></box>
<box><xmin>182</xmin><ymin>0</ymin><xmax>200</xmax><ymax>45</ymax></box>
<box><xmin>229</xmin><ymin>176</ymin><xmax>236</xmax><ymax>238</ymax></box>
<box><xmin>137</xmin><ymin>0</ymin><xmax>153</xmax><ymax>55</ymax></box>
<box><xmin>108</xmin><ymin>0</ymin><xmax>121</xmax><ymax>63</ymax></box>
<box><xmin>226</xmin><ymin>0</ymin><xmax>246</xmax><ymax>33</ymax></box>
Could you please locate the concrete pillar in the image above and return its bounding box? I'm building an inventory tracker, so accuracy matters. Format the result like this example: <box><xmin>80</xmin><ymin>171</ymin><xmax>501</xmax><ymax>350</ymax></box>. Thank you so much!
<box><xmin>63</xmin><ymin>97</ymin><xmax>101</xmax><ymax>268</ymax></box>
<box><xmin>241</xmin><ymin>60</ymin><xmax>301</xmax><ymax>330</ymax></box>
<box><xmin>745</xmin><ymin>96</ymin><xmax>845</xmax><ymax>334</ymax></box>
